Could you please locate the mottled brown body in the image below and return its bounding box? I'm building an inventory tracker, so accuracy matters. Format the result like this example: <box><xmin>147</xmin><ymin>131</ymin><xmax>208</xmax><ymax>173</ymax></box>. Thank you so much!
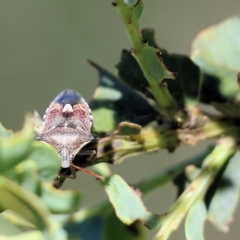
<box><xmin>35</xmin><ymin>90</ymin><xmax>95</xmax><ymax>170</ymax></box>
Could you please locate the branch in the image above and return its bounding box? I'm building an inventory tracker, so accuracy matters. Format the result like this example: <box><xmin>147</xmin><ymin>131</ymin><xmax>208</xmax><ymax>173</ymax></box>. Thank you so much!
<box><xmin>113</xmin><ymin>0</ymin><xmax>186</xmax><ymax>123</ymax></box>
<box><xmin>153</xmin><ymin>137</ymin><xmax>236</xmax><ymax>240</ymax></box>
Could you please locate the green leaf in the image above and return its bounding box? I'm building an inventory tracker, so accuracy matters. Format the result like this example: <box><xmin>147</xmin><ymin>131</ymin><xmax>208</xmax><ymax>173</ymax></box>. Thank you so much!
<box><xmin>0</xmin><ymin>214</ymin><xmax>22</xmax><ymax>236</ymax></box>
<box><xmin>27</xmin><ymin>141</ymin><xmax>60</xmax><ymax>181</ymax></box>
<box><xmin>206</xmin><ymin>151</ymin><xmax>240</xmax><ymax>232</ymax></box>
<box><xmin>0</xmin><ymin>118</ymin><xmax>33</xmax><ymax>173</ymax></box>
<box><xmin>0</xmin><ymin>123</ymin><xmax>13</xmax><ymax>138</ymax></box>
<box><xmin>114</xmin><ymin>122</ymin><xmax>142</xmax><ymax>136</ymax></box>
<box><xmin>116</xmin><ymin>28</ymin><xmax>201</xmax><ymax>107</ymax></box>
<box><xmin>89</xmin><ymin>61</ymin><xmax>159</xmax><ymax>134</ymax></box>
<box><xmin>2</xmin><ymin>141</ymin><xmax>60</xmax><ymax>192</ymax></box>
<box><xmin>90</xmin><ymin>163</ymin><xmax>111</xmax><ymax>177</ymax></box>
<box><xmin>1</xmin><ymin>209</ymin><xmax>38</xmax><ymax>229</ymax></box>
<box><xmin>185</xmin><ymin>200</ymin><xmax>207</xmax><ymax>240</ymax></box>
<box><xmin>41</xmin><ymin>182</ymin><xmax>81</xmax><ymax>214</ymax></box>
<box><xmin>191</xmin><ymin>17</ymin><xmax>240</xmax><ymax>102</ymax></box>
<box><xmin>103</xmin><ymin>174</ymin><xmax>161</xmax><ymax>229</ymax></box>
<box><xmin>1</xmin><ymin>211</ymin><xmax>67</xmax><ymax>239</ymax></box>
<box><xmin>142</xmin><ymin>46</ymin><xmax>174</xmax><ymax>81</ymax></box>
<box><xmin>0</xmin><ymin>231</ymin><xmax>44</xmax><ymax>240</ymax></box>
<box><xmin>5</xmin><ymin>160</ymin><xmax>41</xmax><ymax>194</ymax></box>
<box><xmin>0</xmin><ymin>176</ymin><xmax>50</xmax><ymax>231</ymax></box>
<box><xmin>2</xmin><ymin>142</ymin><xmax>60</xmax><ymax>192</ymax></box>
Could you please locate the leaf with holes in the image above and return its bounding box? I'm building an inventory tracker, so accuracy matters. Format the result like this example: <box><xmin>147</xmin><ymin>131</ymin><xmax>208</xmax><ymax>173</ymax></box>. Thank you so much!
<box><xmin>116</xmin><ymin>28</ymin><xmax>201</xmax><ymax>107</ymax></box>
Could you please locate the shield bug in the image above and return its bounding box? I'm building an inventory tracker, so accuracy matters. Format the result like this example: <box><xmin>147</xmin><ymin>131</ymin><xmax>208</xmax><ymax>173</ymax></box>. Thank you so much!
<box><xmin>35</xmin><ymin>89</ymin><xmax>100</xmax><ymax>179</ymax></box>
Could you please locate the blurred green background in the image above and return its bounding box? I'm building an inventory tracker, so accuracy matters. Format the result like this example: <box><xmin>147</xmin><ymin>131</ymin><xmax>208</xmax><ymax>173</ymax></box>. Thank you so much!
<box><xmin>0</xmin><ymin>1</ymin><xmax>239</xmax><ymax>239</ymax></box>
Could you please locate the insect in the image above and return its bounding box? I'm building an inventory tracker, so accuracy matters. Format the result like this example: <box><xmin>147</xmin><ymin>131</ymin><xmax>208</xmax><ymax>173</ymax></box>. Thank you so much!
<box><xmin>34</xmin><ymin>89</ymin><xmax>100</xmax><ymax>180</ymax></box>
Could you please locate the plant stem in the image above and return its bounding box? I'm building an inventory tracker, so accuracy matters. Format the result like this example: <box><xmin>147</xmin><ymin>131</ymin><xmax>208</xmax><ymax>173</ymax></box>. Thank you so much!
<box><xmin>153</xmin><ymin>137</ymin><xmax>235</xmax><ymax>240</ymax></box>
<box><xmin>113</xmin><ymin>0</ymin><xmax>184</xmax><ymax>123</ymax></box>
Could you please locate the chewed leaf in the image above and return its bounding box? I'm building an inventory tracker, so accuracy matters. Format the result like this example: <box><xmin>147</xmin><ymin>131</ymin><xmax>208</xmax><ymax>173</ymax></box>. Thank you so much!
<box><xmin>191</xmin><ymin>17</ymin><xmax>240</xmax><ymax>102</ymax></box>
<box><xmin>116</xmin><ymin>28</ymin><xmax>201</xmax><ymax>107</ymax></box>
<box><xmin>104</xmin><ymin>174</ymin><xmax>161</xmax><ymax>229</ymax></box>
<box><xmin>0</xmin><ymin>117</ymin><xmax>33</xmax><ymax>173</ymax></box>
<box><xmin>185</xmin><ymin>200</ymin><xmax>207</xmax><ymax>240</ymax></box>
<box><xmin>143</xmin><ymin>29</ymin><xmax>201</xmax><ymax>105</ymax></box>
<box><xmin>142</xmin><ymin>46</ymin><xmax>175</xmax><ymax>81</ymax></box>
<box><xmin>0</xmin><ymin>176</ymin><xmax>50</xmax><ymax>231</ymax></box>
<box><xmin>89</xmin><ymin>61</ymin><xmax>159</xmax><ymax>134</ymax></box>
<box><xmin>207</xmin><ymin>151</ymin><xmax>240</xmax><ymax>232</ymax></box>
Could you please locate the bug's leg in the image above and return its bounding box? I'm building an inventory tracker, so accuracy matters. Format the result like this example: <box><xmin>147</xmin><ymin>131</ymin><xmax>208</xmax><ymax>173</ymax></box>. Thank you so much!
<box><xmin>71</xmin><ymin>163</ymin><xmax>103</xmax><ymax>180</ymax></box>
<box><xmin>77</xmin><ymin>150</ymin><xmax>96</xmax><ymax>161</ymax></box>
<box><xmin>53</xmin><ymin>175</ymin><xmax>66</xmax><ymax>188</ymax></box>
<box><xmin>69</xmin><ymin>166</ymin><xmax>77</xmax><ymax>179</ymax></box>
<box><xmin>58</xmin><ymin>166</ymin><xmax>77</xmax><ymax>179</ymax></box>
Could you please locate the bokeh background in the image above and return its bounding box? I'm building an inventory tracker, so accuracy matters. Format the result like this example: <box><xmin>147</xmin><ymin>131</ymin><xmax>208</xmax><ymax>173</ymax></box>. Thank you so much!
<box><xmin>1</xmin><ymin>1</ymin><xmax>239</xmax><ymax>239</ymax></box>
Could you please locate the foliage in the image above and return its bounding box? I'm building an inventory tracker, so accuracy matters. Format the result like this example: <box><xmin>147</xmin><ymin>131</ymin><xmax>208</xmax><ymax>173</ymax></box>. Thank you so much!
<box><xmin>1</xmin><ymin>1</ymin><xmax>240</xmax><ymax>240</ymax></box>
